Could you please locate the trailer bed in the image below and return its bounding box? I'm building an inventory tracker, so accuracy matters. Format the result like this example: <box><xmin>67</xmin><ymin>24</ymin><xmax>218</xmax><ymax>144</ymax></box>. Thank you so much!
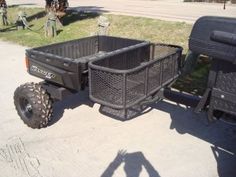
<box><xmin>26</xmin><ymin>36</ymin><xmax>148</xmax><ymax>91</ymax></box>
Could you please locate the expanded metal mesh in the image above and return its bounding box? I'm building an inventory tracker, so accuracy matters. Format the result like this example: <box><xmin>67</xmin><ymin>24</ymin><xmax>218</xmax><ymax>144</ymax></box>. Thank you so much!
<box><xmin>89</xmin><ymin>44</ymin><xmax>182</xmax><ymax>110</ymax></box>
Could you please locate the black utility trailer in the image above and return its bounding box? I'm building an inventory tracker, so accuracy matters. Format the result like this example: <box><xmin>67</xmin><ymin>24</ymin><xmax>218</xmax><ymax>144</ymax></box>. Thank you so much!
<box><xmin>14</xmin><ymin>16</ymin><xmax>236</xmax><ymax>128</ymax></box>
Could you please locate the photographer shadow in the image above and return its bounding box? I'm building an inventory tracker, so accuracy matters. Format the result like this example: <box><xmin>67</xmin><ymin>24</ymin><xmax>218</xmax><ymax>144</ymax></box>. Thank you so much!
<box><xmin>101</xmin><ymin>150</ymin><xmax>160</xmax><ymax>177</ymax></box>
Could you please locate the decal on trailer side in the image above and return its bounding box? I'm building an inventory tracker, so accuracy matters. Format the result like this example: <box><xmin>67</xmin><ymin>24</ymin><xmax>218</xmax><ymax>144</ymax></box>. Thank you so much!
<box><xmin>30</xmin><ymin>65</ymin><xmax>56</xmax><ymax>79</ymax></box>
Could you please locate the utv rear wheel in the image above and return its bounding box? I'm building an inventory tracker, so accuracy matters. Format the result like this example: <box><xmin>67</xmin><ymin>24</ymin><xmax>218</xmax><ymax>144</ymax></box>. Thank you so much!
<box><xmin>14</xmin><ymin>82</ymin><xmax>53</xmax><ymax>129</ymax></box>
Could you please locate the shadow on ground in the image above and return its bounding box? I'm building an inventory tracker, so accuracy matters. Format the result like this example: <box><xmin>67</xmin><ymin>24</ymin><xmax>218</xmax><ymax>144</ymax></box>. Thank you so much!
<box><xmin>8</xmin><ymin>4</ymin><xmax>37</xmax><ymax>8</ymax></box>
<box><xmin>0</xmin><ymin>25</ymin><xmax>16</xmax><ymax>32</ymax></box>
<box><xmin>151</xmin><ymin>100</ymin><xmax>236</xmax><ymax>177</ymax></box>
<box><xmin>47</xmin><ymin>84</ymin><xmax>236</xmax><ymax>177</ymax></box>
<box><xmin>68</xmin><ymin>6</ymin><xmax>108</xmax><ymax>14</ymax></box>
<box><xmin>0</xmin><ymin>8</ymin><xmax>46</xmax><ymax>33</ymax></box>
<box><xmin>211</xmin><ymin>146</ymin><xmax>236</xmax><ymax>177</ymax></box>
<box><xmin>48</xmin><ymin>89</ymin><xmax>94</xmax><ymax>127</ymax></box>
<box><xmin>27</xmin><ymin>11</ymin><xmax>47</xmax><ymax>22</ymax></box>
<box><xmin>101</xmin><ymin>150</ymin><xmax>160</xmax><ymax>177</ymax></box>
<box><xmin>61</xmin><ymin>6</ymin><xmax>108</xmax><ymax>26</ymax></box>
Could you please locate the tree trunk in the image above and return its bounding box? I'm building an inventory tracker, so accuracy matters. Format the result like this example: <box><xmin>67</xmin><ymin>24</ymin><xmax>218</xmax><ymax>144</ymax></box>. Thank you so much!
<box><xmin>0</xmin><ymin>0</ymin><xmax>7</xmax><ymax>6</ymax></box>
<box><xmin>45</xmin><ymin>0</ymin><xmax>68</xmax><ymax>13</ymax></box>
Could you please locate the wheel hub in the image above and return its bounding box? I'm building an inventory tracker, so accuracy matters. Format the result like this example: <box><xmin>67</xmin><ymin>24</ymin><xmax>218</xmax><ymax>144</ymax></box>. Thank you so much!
<box><xmin>25</xmin><ymin>103</ymin><xmax>32</xmax><ymax>112</ymax></box>
<box><xmin>19</xmin><ymin>97</ymin><xmax>33</xmax><ymax>119</ymax></box>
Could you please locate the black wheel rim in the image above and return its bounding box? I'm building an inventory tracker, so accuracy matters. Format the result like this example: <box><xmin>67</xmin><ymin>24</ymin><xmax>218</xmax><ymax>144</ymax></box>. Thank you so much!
<box><xmin>19</xmin><ymin>97</ymin><xmax>33</xmax><ymax>119</ymax></box>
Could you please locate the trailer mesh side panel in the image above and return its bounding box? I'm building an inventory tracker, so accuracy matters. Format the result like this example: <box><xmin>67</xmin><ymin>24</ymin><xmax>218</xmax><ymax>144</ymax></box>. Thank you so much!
<box><xmin>90</xmin><ymin>71</ymin><xmax>123</xmax><ymax>106</ymax></box>
<box><xmin>126</xmin><ymin>68</ymin><xmax>146</xmax><ymax>105</ymax></box>
<box><xmin>89</xmin><ymin>44</ymin><xmax>182</xmax><ymax>109</ymax></box>
<box><xmin>148</xmin><ymin>62</ymin><xmax>161</xmax><ymax>93</ymax></box>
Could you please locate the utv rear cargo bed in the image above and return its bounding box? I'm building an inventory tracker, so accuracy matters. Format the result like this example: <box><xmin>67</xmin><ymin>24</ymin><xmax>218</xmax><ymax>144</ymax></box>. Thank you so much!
<box><xmin>26</xmin><ymin>36</ymin><xmax>149</xmax><ymax>90</ymax></box>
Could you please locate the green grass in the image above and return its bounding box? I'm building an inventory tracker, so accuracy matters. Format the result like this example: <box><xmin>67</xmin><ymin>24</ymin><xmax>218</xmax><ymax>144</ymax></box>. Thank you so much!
<box><xmin>0</xmin><ymin>7</ymin><xmax>210</xmax><ymax>95</ymax></box>
<box><xmin>175</xmin><ymin>56</ymin><xmax>211</xmax><ymax>95</ymax></box>
<box><xmin>0</xmin><ymin>7</ymin><xmax>191</xmax><ymax>49</ymax></box>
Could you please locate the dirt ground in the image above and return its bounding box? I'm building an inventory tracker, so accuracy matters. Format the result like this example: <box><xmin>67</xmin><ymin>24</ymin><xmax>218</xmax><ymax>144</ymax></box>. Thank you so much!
<box><xmin>0</xmin><ymin>40</ymin><xmax>235</xmax><ymax>177</ymax></box>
